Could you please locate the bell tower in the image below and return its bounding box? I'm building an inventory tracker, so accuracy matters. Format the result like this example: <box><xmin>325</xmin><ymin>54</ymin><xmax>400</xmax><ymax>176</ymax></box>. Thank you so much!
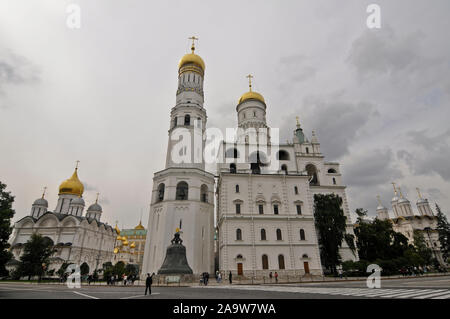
<box><xmin>166</xmin><ymin>36</ymin><xmax>207</xmax><ymax>169</ymax></box>
<box><xmin>142</xmin><ymin>38</ymin><xmax>215</xmax><ymax>277</ymax></box>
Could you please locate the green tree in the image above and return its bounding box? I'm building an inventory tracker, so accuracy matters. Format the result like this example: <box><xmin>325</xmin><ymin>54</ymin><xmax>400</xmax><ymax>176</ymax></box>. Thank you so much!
<box><xmin>125</xmin><ymin>263</ymin><xmax>138</xmax><ymax>277</ymax></box>
<box><xmin>80</xmin><ymin>262</ymin><xmax>90</xmax><ymax>276</ymax></box>
<box><xmin>413</xmin><ymin>230</ymin><xmax>433</xmax><ymax>266</ymax></box>
<box><xmin>314</xmin><ymin>193</ymin><xmax>347</xmax><ymax>274</ymax></box>
<box><xmin>112</xmin><ymin>261</ymin><xmax>126</xmax><ymax>277</ymax></box>
<box><xmin>16</xmin><ymin>233</ymin><xmax>55</xmax><ymax>280</ymax></box>
<box><xmin>0</xmin><ymin>182</ymin><xmax>15</xmax><ymax>276</ymax></box>
<box><xmin>435</xmin><ymin>204</ymin><xmax>450</xmax><ymax>263</ymax></box>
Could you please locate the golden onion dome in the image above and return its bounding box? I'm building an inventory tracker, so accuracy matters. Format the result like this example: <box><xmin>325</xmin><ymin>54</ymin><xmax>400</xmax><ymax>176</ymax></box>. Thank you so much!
<box><xmin>116</xmin><ymin>235</ymin><xmax>122</xmax><ymax>241</ymax></box>
<box><xmin>134</xmin><ymin>221</ymin><xmax>145</xmax><ymax>230</ymax></box>
<box><xmin>238</xmin><ymin>91</ymin><xmax>265</xmax><ymax>104</ymax></box>
<box><xmin>178</xmin><ymin>53</ymin><xmax>205</xmax><ymax>71</ymax></box>
<box><xmin>114</xmin><ymin>225</ymin><xmax>120</xmax><ymax>235</ymax></box>
<box><xmin>178</xmin><ymin>37</ymin><xmax>205</xmax><ymax>71</ymax></box>
<box><xmin>113</xmin><ymin>247</ymin><xmax>119</xmax><ymax>254</ymax></box>
<box><xmin>58</xmin><ymin>168</ymin><xmax>84</xmax><ymax>196</ymax></box>
<box><xmin>130</xmin><ymin>242</ymin><xmax>136</xmax><ymax>248</ymax></box>
<box><xmin>123</xmin><ymin>240</ymin><xmax>129</xmax><ymax>246</ymax></box>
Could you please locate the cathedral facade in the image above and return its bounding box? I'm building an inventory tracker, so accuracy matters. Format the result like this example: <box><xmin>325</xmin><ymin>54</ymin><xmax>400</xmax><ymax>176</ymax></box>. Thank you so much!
<box><xmin>8</xmin><ymin>166</ymin><xmax>117</xmax><ymax>274</ymax></box>
<box><xmin>376</xmin><ymin>185</ymin><xmax>446</xmax><ymax>266</ymax></box>
<box><xmin>215</xmin><ymin>83</ymin><xmax>358</xmax><ymax>278</ymax></box>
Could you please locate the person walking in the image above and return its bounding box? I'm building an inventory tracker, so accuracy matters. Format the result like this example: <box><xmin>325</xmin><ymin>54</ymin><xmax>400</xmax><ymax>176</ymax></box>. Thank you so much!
<box><xmin>145</xmin><ymin>273</ymin><xmax>154</xmax><ymax>296</ymax></box>
<box><xmin>269</xmin><ymin>272</ymin><xmax>273</xmax><ymax>282</ymax></box>
<box><xmin>274</xmin><ymin>272</ymin><xmax>278</xmax><ymax>283</ymax></box>
<box><xmin>229</xmin><ymin>271</ymin><xmax>232</xmax><ymax>284</ymax></box>
<box><xmin>217</xmin><ymin>272</ymin><xmax>222</xmax><ymax>283</ymax></box>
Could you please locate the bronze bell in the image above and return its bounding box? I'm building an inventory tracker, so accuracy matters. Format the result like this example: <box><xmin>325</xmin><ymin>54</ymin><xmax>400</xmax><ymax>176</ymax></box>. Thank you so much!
<box><xmin>158</xmin><ymin>232</ymin><xmax>193</xmax><ymax>274</ymax></box>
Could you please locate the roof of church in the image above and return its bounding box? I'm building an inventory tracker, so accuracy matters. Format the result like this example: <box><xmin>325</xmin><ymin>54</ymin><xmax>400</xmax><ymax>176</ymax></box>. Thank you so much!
<box><xmin>15</xmin><ymin>211</ymin><xmax>116</xmax><ymax>233</ymax></box>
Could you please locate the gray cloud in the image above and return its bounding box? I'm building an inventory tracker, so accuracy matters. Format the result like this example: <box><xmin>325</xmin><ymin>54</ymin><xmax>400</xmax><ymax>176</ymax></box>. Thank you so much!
<box><xmin>344</xmin><ymin>148</ymin><xmax>403</xmax><ymax>187</ymax></box>
<box><xmin>282</xmin><ymin>96</ymin><xmax>377</xmax><ymax>160</ymax></box>
<box><xmin>0</xmin><ymin>48</ymin><xmax>39</xmax><ymax>89</ymax></box>
<box><xmin>346</xmin><ymin>26</ymin><xmax>423</xmax><ymax>79</ymax></box>
<box><xmin>398</xmin><ymin>129</ymin><xmax>450</xmax><ymax>180</ymax></box>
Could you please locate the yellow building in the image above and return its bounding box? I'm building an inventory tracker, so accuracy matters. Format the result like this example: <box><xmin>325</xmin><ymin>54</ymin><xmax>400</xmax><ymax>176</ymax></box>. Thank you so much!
<box><xmin>113</xmin><ymin>221</ymin><xmax>147</xmax><ymax>272</ymax></box>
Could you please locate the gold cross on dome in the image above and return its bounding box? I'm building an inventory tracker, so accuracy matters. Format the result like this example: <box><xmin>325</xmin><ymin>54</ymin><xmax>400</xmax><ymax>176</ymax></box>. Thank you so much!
<box><xmin>416</xmin><ymin>187</ymin><xmax>422</xmax><ymax>199</ymax></box>
<box><xmin>246</xmin><ymin>74</ymin><xmax>253</xmax><ymax>91</ymax></box>
<box><xmin>42</xmin><ymin>186</ymin><xmax>47</xmax><ymax>199</ymax></box>
<box><xmin>188</xmin><ymin>36</ymin><xmax>199</xmax><ymax>53</ymax></box>
<box><xmin>391</xmin><ymin>182</ymin><xmax>397</xmax><ymax>195</ymax></box>
<box><xmin>95</xmin><ymin>192</ymin><xmax>100</xmax><ymax>203</ymax></box>
<box><xmin>75</xmin><ymin>160</ymin><xmax>80</xmax><ymax>169</ymax></box>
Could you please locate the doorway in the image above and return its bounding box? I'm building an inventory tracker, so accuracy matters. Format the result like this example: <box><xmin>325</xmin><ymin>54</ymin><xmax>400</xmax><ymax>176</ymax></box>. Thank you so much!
<box><xmin>237</xmin><ymin>263</ymin><xmax>243</xmax><ymax>276</ymax></box>
<box><xmin>304</xmin><ymin>262</ymin><xmax>310</xmax><ymax>274</ymax></box>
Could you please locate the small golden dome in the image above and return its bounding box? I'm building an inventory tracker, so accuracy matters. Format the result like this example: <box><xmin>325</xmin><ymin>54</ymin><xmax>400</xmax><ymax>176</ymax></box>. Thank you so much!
<box><xmin>59</xmin><ymin>168</ymin><xmax>84</xmax><ymax>196</ymax></box>
<box><xmin>238</xmin><ymin>91</ymin><xmax>265</xmax><ymax>104</ymax></box>
<box><xmin>114</xmin><ymin>225</ymin><xmax>120</xmax><ymax>235</ymax></box>
<box><xmin>116</xmin><ymin>235</ymin><xmax>122</xmax><ymax>241</ymax></box>
<box><xmin>113</xmin><ymin>247</ymin><xmax>119</xmax><ymax>254</ymax></box>
<box><xmin>130</xmin><ymin>242</ymin><xmax>136</xmax><ymax>248</ymax></box>
<box><xmin>178</xmin><ymin>53</ymin><xmax>205</xmax><ymax>71</ymax></box>
<box><xmin>123</xmin><ymin>240</ymin><xmax>129</xmax><ymax>246</ymax></box>
<box><xmin>134</xmin><ymin>221</ymin><xmax>145</xmax><ymax>230</ymax></box>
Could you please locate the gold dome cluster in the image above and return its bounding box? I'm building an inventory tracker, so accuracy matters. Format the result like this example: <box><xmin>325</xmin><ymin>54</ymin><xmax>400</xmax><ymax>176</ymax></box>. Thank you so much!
<box><xmin>58</xmin><ymin>168</ymin><xmax>84</xmax><ymax>196</ymax></box>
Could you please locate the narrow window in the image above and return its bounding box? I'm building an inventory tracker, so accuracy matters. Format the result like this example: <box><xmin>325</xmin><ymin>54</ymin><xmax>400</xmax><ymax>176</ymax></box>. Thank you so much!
<box><xmin>278</xmin><ymin>255</ymin><xmax>285</xmax><ymax>269</ymax></box>
<box><xmin>236</xmin><ymin>229</ymin><xmax>242</xmax><ymax>240</ymax></box>
<box><xmin>273</xmin><ymin>204</ymin><xmax>279</xmax><ymax>215</ymax></box>
<box><xmin>236</xmin><ymin>203</ymin><xmax>241</xmax><ymax>215</ymax></box>
<box><xmin>294</xmin><ymin>186</ymin><xmax>298</xmax><ymax>195</ymax></box>
<box><xmin>235</xmin><ymin>184</ymin><xmax>239</xmax><ymax>193</ymax></box>
<box><xmin>258</xmin><ymin>205</ymin><xmax>264</xmax><ymax>215</ymax></box>
<box><xmin>333</xmin><ymin>177</ymin><xmax>336</xmax><ymax>185</ymax></box>
<box><xmin>261</xmin><ymin>229</ymin><xmax>266</xmax><ymax>240</ymax></box>
<box><xmin>276</xmin><ymin>229</ymin><xmax>282</xmax><ymax>240</ymax></box>
<box><xmin>306</xmin><ymin>147</ymin><xmax>309</xmax><ymax>154</ymax></box>
<box><xmin>296</xmin><ymin>205</ymin><xmax>302</xmax><ymax>215</ymax></box>
<box><xmin>300</xmin><ymin>229</ymin><xmax>306</xmax><ymax>241</ymax></box>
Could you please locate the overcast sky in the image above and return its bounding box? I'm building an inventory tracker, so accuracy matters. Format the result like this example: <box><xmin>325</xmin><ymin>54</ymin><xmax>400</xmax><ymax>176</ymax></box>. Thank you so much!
<box><xmin>1</xmin><ymin>0</ymin><xmax>449</xmax><ymax>228</ymax></box>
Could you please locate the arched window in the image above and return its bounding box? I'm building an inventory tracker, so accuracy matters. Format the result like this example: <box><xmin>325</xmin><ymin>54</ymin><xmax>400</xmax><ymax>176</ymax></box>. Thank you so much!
<box><xmin>230</xmin><ymin>163</ymin><xmax>236</xmax><ymax>173</ymax></box>
<box><xmin>306</xmin><ymin>147</ymin><xmax>309</xmax><ymax>154</ymax></box>
<box><xmin>200</xmin><ymin>184</ymin><xmax>208</xmax><ymax>203</ymax></box>
<box><xmin>236</xmin><ymin>229</ymin><xmax>242</xmax><ymax>241</ymax></box>
<box><xmin>300</xmin><ymin>229</ymin><xmax>306</xmax><ymax>241</ymax></box>
<box><xmin>294</xmin><ymin>186</ymin><xmax>298</xmax><ymax>195</ymax></box>
<box><xmin>276</xmin><ymin>229</ymin><xmax>282</xmax><ymax>240</ymax></box>
<box><xmin>176</xmin><ymin>181</ymin><xmax>188</xmax><ymax>200</ymax></box>
<box><xmin>327</xmin><ymin>168</ymin><xmax>337</xmax><ymax>174</ymax></box>
<box><xmin>278</xmin><ymin>254</ymin><xmax>285</xmax><ymax>270</ymax></box>
<box><xmin>281</xmin><ymin>164</ymin><xmax>288</xmax><ymax>175</ymax></box>
<box><xmin>184</xmin><ymin>114</ymin><xmax>190</xmax><ymax>126</ymax></box>
<box><xmin>277</xmin><ymin>150</ymin><xmax>290</xmax><ymax>161</ymax></box>
<box><xmin>157</xmin><ymin>183</ymin><xmax>165</xmax><ymax>202</ymax></box>
<box><xmin>262</xmin><ymin>254</ymin><xmax>269</xmax><ymax>270</ymax></box>
<box><xmin>306</xmin><ymin>164</ymin><xmax>319</xmax><ymax>186</ymax></box>
<box><xmin>261</xmin><ymin>229</ymin><xmax>266</xmax><ymax>240</ymax></box>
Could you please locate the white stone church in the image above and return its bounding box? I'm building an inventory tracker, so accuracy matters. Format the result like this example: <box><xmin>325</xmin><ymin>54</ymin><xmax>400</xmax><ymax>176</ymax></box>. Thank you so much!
<box><xmin>8</xmin><ymin>166</ymin><xmax>117</xmax><ymax>274</ymax></box>
<box><xmin>141</xmin><ymin>39</ymin><xmax>358</xmax><ymax>278</ymax></box>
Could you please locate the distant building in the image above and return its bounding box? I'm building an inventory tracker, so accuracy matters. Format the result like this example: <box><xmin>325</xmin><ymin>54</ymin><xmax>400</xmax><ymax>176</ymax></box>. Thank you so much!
<box><xmin>375</xmin><ymin>184</ymin><xmax>446</xmax><ymax>266</ymax></box>
<box><xmin>8</xmin><ymin>165</ymin><xmax>117</xmax><ymax>274</ymax></box>
<box><xmin>113</xmin><ymin>221</ymin><xmax>147</xmax><ymax>271</ymax></box>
